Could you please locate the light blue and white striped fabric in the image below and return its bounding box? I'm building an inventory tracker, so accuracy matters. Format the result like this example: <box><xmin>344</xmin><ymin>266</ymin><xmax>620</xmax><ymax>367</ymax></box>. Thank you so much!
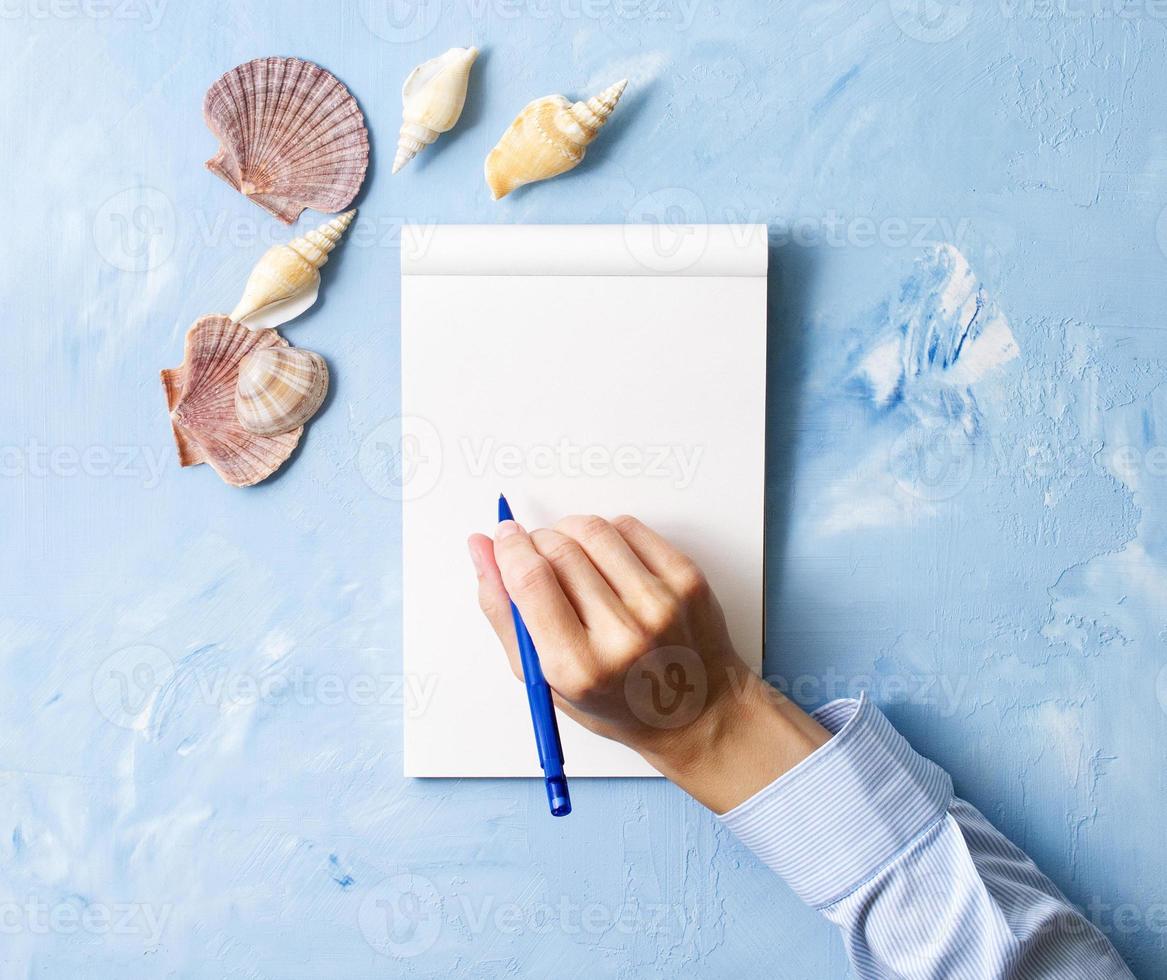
<box><xmin>719</xmin><ymin>695</ymin><xmax>1133</xmax><ymax>979</ymax></box>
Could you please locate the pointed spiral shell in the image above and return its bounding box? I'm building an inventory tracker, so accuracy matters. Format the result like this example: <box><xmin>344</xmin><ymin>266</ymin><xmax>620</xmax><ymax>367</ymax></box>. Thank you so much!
<box><xmin>393</xmin><ymin>46</ymin><xmax>478</xmax><ymax>175</ymax></box>
<box><xmin>484</xmin><ymin>79</ymin><xmax>627</xmax><ymax>200</ymax></box>
<box><xmin>230</xmin><ymin>210</ymin><xmax>356</xmax><ymax>330</ymax></box>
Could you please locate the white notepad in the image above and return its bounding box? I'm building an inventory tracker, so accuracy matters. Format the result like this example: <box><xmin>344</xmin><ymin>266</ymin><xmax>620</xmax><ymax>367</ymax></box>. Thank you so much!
<box><xmin>401</xmin><ymin>225</ymin><xmax>768</xmax><ymax>777</ymax></box>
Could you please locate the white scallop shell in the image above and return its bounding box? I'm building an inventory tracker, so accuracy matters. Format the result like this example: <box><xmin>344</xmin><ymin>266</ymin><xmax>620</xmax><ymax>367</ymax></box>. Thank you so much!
<box><xmin>235</xmin><ymin>347</ymin><xmax>329</xmax><ymax>437</ymax></box>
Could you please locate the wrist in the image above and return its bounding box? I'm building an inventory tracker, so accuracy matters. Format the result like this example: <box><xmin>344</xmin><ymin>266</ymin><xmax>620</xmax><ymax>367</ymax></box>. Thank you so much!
<box><xmin>638</xmin><ymin>663</ymin><xmax>832</xmax><ymax>814</ymax></box>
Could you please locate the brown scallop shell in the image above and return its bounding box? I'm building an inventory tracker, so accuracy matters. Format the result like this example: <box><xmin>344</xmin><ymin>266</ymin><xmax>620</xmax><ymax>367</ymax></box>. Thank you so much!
<box><xmin>161</xmin><ymin>316</ymin><xmax>302</xmax><ymax>487</ymax></box>
<box><xmin>203</xmin><ymin>57</ymin><xmax>369</xmax><ymax>225</ymax></box>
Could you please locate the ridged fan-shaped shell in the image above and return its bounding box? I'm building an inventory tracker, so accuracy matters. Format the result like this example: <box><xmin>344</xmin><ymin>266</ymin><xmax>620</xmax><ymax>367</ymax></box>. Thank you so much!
<box><xmin>204</xmin><ymin>57</ymin><xmax>369</xmax><ymax>224</ymax></box>
<box><xmin>235</xmin><ymin>347</ymin><xmax>329</xmax><ymax>436</ymax></box>
<box><xmin>161</xmin><ymin>316</ymin><xmax>302</xmax><ymax>487</ymax></box>
<box><xmin>485</xmin><ymin>79</ymin><xmax>627</xmax><ymax>200</ymax></box>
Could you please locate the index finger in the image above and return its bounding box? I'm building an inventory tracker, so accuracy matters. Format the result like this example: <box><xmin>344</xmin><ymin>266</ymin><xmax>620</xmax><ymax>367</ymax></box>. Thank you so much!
<box><xmin>493</xmin><ymin>520</ymin><xmax>588</xmax><ymax>656</ymax></box>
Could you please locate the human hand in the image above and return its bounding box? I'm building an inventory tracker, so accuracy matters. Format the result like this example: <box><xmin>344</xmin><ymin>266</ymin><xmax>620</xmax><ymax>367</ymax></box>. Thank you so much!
<box><xmin>467</xmin><ymin>514</ymin><xmax>829</xmax><ymax>813</ymax></box>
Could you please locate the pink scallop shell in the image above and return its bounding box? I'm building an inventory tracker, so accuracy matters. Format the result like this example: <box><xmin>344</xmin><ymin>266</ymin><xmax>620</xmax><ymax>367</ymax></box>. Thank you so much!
<box><xmin>203</xmin><ymin>57</ymin><xmax>369</xmax><ymax>225</ymax></box>
<box><xmin>161</xmin><ymin>315</ymin><xmax>303</xmax><ymax>487</ymax></box>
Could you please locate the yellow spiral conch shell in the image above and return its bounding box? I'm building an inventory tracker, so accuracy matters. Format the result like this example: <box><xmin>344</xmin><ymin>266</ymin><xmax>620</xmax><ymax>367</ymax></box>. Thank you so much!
<box><xmin>484</xmin><ymin>79</ymin><xmax>627</xmax><ymax>200</ymax></box>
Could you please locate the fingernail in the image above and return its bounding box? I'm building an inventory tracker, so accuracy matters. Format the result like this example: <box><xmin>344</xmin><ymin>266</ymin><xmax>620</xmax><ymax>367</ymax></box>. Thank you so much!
<box><xmin>467</xmin><ymin>539</ymin><xmax>484</xmax><ymax>575</ymax></box>
<box><xmin>496</xmin><ymin>520</ymin><xmax>522</xmax><ymax>540</ymax></box>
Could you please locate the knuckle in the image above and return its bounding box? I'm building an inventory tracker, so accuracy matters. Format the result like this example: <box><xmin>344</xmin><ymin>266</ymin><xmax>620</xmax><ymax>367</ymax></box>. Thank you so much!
<box><xmin>552</xmin><ymin>514</ymin><xmax>583</xmax><ymax>535</ymax></box>
<box><xmin>558</xmin><ymin>514</ymin><xmax>610</xmax><ymax>544</ymax></box>
<box><xmin>532</xmin><ymin>530</ymin><xmax>580</xmax><ymax>568</ymax></box>
<box><xmin>612</xmin><ymin>624</ymin><xmax>656</xmax><ymax>664</ymax></box>
<box><xmin>670</xmin><ymin>558</ymin><xmax>708</xmax><ymax>601</ymax></box>
<box><xmin>511</xmin><ymin>558</ymin><xmax>555</xmax><ymax>596</ymax></box>
<box><xmin>477</xmin><ymin>589</ymin><xmax>500</xmax><ymax>618</ymax></box>
<box><xmin>578</xmin><ymin>514</ymin><xmax>612</xmax><ymax>541</ymax></box>
<box><xmin>611</xmin><ymin>514</ymin><xmax>643</xmax><ymax>537</ymax></box>
<box><xmin>550</xmin><ymin>660</ymin><xmax>602</xmax><ymax>703</ymax></box>
<box><xmin>638</xmin><ymin>593</ymin><xmax>680</xmax><ymax>635</ymax></box>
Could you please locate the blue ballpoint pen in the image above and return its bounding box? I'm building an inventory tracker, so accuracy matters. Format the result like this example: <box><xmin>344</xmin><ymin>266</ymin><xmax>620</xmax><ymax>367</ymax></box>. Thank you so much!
<box><xmin>498</xmin><ymin>494</ymin><xmax>572</xmax><ymax>817</ymax></box>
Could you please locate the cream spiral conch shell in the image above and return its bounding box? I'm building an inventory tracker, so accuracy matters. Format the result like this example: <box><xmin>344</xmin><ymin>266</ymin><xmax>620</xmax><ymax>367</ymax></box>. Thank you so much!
<box><xmin>229</xmin><ymin>210</ymin><xmax>356</xmax><ymax>330</ymax></box>
<box><xmin>235</xmin><ymin>347</ymin><xmax>329</xmax><ymax>437</ymax></box>
<box><xmin>484</xmin><ymin>79</ymin><xmax>627</xmax><ymax>200</ymax></box>
<box><xmin>161</xmin><ymin>316</ymin><xmax>302</xmax><ymax>487</ymax></box>
<box><xmin>393</xmin><ymin>46</ymin><xmax>478</xmax><ymax>175</ymax></box>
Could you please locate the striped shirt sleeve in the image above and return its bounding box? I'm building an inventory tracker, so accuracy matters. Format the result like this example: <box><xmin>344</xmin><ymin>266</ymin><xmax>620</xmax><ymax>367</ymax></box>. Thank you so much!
<box><xmin>718</xmin><ymin>695</ymin><xmax>1133</xmax><ymax>979</ymax></box>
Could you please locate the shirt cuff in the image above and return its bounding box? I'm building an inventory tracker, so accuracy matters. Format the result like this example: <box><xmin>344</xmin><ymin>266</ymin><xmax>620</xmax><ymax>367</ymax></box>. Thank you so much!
<box><xmin>717</xmin><ymin>693</ymin><xmax>953</xmax><ymax>909</ymax></box>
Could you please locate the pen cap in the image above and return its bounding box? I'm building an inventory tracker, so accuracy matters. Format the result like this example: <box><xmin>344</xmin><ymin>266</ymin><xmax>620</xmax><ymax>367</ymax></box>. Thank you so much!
<box><xmin>546</xmin><ymin>776</ymin><xmax>571</xmax><ymax>817</ymax></box>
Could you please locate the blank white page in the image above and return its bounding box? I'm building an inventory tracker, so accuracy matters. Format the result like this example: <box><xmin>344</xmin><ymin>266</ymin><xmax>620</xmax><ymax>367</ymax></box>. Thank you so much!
<box><xmin>401</xmin><ymin>225</ymin><xmax>768</xmax><ymax>777</ymax></box>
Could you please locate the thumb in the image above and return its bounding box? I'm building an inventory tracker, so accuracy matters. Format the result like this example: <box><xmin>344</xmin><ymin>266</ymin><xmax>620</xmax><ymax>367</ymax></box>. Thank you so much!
<box><xmin>467</xmin><ymin>533</ymin><xmax>522</xmax><ymax>680</ymax></box>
